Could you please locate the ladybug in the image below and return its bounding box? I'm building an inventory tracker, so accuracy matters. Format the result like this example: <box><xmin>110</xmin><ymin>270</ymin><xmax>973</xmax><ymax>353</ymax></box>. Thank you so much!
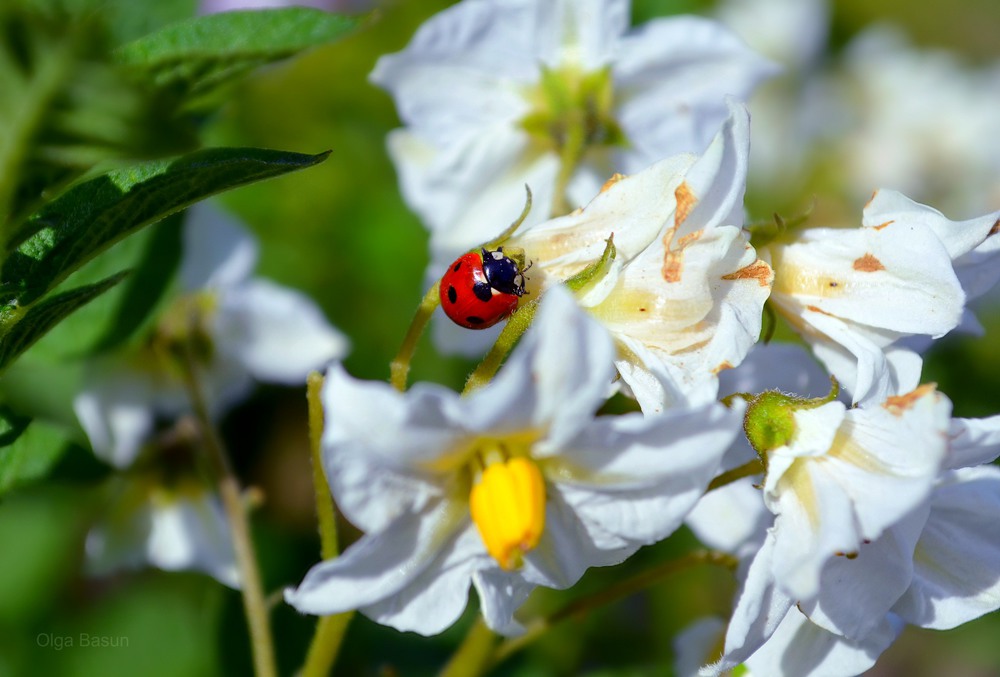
<box><xmin>439</xmin><ymin>247</ymin><xmax>531</xmax><ymax>329</ymax></box>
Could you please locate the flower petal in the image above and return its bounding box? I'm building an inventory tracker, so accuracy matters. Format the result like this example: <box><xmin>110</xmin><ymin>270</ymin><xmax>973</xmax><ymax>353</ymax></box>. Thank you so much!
<box><xmin>614</xmin><ymin>20</ymin><xmax>777</xmax><ymax>171</ymax></box>
<box><xmin>472</xmin><ymin>568</ymin><xmax>535</xmax><ymax>635</ymax></box>
<box><xmin>180</xmin><ymin>202</ymin><xmax>258</xmax><ymax>291</ymax></box>
<box><xmin>464</xmin><ymin>286</ymin><xmax>616</xmax><ymax>454</ymax></box>
<box><xmin>550</xmin><ymin>400</ymin><xmax>743</xmax><ymax>544</ymax></box>
<box><xmin>742</xmin><ymin>608</ymin><xmax>902</xmax><ymax>677</ymax></box>
<box><xmin>322</xmin><ymin>364</ymin><xmax>466</xmax><ymax>533</ymax></box>
<box><xmin>893</xmin><ymin>466</ymin><xmax>1000</xmax><ymax>630</ymax></box>
<box><xmin>769</xmin><ymin>222</ymin><xmax>964</xmax><ymax>338</ymax></box>
<box><xmin>214</xmin><ymin>279</ymin><xmax>348</xmax><ymax>384</ymax></box>
<box><xmin>946</xmin><ymin>414</ymin><xmax>1000</xmax><ymax>470</ymax></box>
<box><xmin>285</xmin><ymin>499</ymin><xmax>474</xmax><ymax>634</ymax></box>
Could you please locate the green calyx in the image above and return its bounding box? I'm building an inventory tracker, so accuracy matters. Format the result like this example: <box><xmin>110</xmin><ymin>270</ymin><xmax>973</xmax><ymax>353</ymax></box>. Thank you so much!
<box><xmin>738</xmin><ymin>376</ymin><xmax>839</xmax><ymax>458</ymax></box>
<box><xmin>144</xmin><ymin>290</ymin><xmax>218</xmax><ymax>369</ymax></box>
<box><xmin>746</xmin><ymin>201</ymin><xmax>816</xmax><ymax>250</ymax></box>
<box><xmin>520</xmin><ymin>65</ymin><xmax>627</xmax><ymax>157</ymax></box>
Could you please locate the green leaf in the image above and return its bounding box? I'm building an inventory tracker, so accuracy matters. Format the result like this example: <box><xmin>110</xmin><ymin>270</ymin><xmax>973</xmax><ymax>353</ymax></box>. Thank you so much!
<box><xmin>0</xmin><ymin>272</ymin><xmax>126</xmax><ymax>373</ymax></box>
<box><xmin>2</xmin><ymin>146</ymin><xmax>329</xmax><ymax>305</ymax></box>
<box><xmin>115</xmin><ymin>8</ymin><xmax>360</xmax><ymax>97</ymax></box>
<box><xmin>0</xmin><ymin>414</ymin><xmax>70</xmax><ymax>497</ymax></box>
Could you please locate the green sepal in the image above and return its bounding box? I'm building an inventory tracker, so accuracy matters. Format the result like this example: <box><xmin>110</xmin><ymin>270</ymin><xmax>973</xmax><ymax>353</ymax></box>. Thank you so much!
<box><xmin>565</xmin><ymin>234</ymin><xmax>617</xmax><ymax>294</ymax></box>
<box><xmin>742</xmin><ymin>377</ymin><xmax>840</xmax><ymax>457</ymax></box>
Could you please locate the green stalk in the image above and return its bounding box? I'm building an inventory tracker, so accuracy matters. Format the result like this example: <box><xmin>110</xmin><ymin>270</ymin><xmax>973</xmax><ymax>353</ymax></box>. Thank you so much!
<box><xmin>179</xmin><ymin>344</ymin><xmax>277</xmax><ymax>677</ymax></box>
<box><xmin>491</xmin><ymin>550</ymin><xmax>738</xmax><ymax>667</ymax></box>
<box><xmin>390</xmin><ymin>281</ymin><xmax>441</xmax><ymax>391</ymax></box>
<box><xmin>438</xmin><ymin>618</ymin><xmax>498</xmax><ymax>677</ymax></box>
<box><xmin>299</xmin><ymin>372</ymin><xmax>354</xmax><ymax>677</ymax></box>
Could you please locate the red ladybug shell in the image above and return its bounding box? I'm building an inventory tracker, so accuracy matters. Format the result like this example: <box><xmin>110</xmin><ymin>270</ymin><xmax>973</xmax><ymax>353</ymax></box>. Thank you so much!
<box><xmin>440</xmin><ymin>251</ymin><xmax>519</xmax><ymax>329</ymax></box>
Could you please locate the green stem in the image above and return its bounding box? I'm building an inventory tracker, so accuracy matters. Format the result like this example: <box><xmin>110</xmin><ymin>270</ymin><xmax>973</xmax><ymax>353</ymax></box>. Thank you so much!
<box><xmin>179</xmin><ymin>347</ymin><xmax>277</xmax><ymax>677</ymax></box>
<box><xmin>463</xmin><ymin>297</ymin><xmax>540</xmax><ymax>394</ymax></box>
<box><xmin>300</xmin><ymin>372</ymin><xmax>354</xmax><ymax>677</ymax></box>
<box><xmin>705</xmin><ymin>458</ymin><xmax>764</xmax><ymax>493</ymax></box>
<box><xmin>390</xmin><ymin>281</ymin><xmax>441</xmax><ymax>392</ymax></box>
<box><xmin>491</xmin><ymin>550</ymin><xmax>737</xmax><ymax>667</ymax></box>
<box><xmin>550</xmin><ymin>119</ymin><xmax>586</xmax><ymax>218</ymax></box>
<box><xmin>438</xmin><ymin>617</ymin><xmax>498</xmax><ymax>677</ymax></box>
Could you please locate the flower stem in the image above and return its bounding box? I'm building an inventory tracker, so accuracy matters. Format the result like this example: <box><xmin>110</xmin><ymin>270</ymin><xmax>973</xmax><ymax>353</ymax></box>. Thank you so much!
<box><xmin>491</xmin><ymin>550</ymin><xmax>738</xmax><ymax>667</ymax></box>
<box><xmin>705</xmin><ymin>458</ymin><xmax>764</xmax><ymax>493</ymax></box>
<box><xmin>550</xmin><ymin>119</ymin><xmax>586</xmax><ymax>218</ymax></box>
<box><xmin>464</xmin><ymin>297</ymin><xmax>540</xmax><ymax>394</ymax></box>
<box><xmin>300</xmin><ymin>372</ymin><xmax>353</xmax><ymax>677</ymax></box>
<box><xmin>438</xmin><ymin>617</ymin><xmax>498</xmax><ymax>677</ymax></box>
<box><xmin>391</xmin><ymin>281</ymin><xmax>441</xmax><ymax>391</ymax></box>
<box><xmin>179</xmin><ymin>346</ymin><xmax>277</xmax><ymax>677</ymax></box>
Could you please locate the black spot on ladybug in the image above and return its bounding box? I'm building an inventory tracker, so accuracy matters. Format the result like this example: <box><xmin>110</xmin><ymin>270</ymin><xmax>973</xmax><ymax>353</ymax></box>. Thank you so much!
<box><xmin>466</xmin><ymin>316</ymin><xmax>485</xmax><ymax>325</ymax></box>
<box><xmin>472</xmin><ymin>281</ymin><xmax>493</xmax><ymax>303</ymax></box>
<box><xmin>453</xmin><ymin>261</ymin><xmax>462</xmax><ymax>272</ymax></box>
<box><xmin>447</xmin><ymin>286</ymin><xmax>458</xmax><ymax>304</ymax></box>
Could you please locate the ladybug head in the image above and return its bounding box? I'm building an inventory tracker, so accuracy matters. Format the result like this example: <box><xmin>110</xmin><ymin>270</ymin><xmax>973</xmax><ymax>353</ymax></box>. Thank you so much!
<box><xmin>481</xmin><ymin>247</ymin><xmax>529</xmax><ymax>297</ymax></box>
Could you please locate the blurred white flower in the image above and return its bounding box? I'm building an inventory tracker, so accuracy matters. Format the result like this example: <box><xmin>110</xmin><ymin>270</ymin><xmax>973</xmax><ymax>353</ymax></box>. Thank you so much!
<box><xmin>765</xmin><ymin>189</ymin><xmax>1000</xmax><ymax>406</ymax></box>
<box><xmin>372</xmin><ymin>0</ymin><xmax>776</xmax><ymax>266</ymax></box>
<box><xmin>285</xmin><ymin>287</ymin><xmax>743</xmax><ymax>635</ymax></box>
<box><xmin>823</xmin><ymin>25</ymin><xmax>1000</xmax><ymax>215</ymax></box>
<box><xmin>86</xmin><ymin>473</ymin><xmax>240</xmax><ymax>589</ymax></box>
<box><xmin>74</xmin><ymin>202</ymin><xmax>349</xmax><ymax>468</ymax></box>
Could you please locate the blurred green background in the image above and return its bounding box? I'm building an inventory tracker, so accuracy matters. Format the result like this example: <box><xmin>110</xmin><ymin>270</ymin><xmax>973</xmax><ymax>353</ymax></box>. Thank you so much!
<box><xmin>2</xmin><ymin>1</ymin><xmax>1000</xmax><ymax>675</ymax></box>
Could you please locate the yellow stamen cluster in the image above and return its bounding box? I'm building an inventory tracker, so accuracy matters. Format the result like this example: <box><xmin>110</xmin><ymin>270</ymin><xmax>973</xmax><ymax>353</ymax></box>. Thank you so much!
<box><xmin>469</xmin><ymin>456</ymin><xmax>546</xmax><ymax>570</ymax></box>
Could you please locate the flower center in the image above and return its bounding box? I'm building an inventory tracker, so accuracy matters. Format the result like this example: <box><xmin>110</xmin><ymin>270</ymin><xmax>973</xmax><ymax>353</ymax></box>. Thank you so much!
<box><xmin>141</xmin><ymin>291</ymin><xmax>218</xmax><ymax>370</ymax></box>
<box><xmin>468</xmin><ymin>443</ymin><xmax>546</xmax><ymax>571</ymax></box>
<box><xmin>520</xmin><ymin>65</ymin><xmax>627</xmax><ymax>157</ymax></box>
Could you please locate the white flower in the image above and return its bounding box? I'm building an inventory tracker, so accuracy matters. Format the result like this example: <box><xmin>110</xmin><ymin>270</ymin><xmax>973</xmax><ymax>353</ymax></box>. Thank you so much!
<box><xmin>285</xmin><ymin>287</ymin><xmax>743</xmax><ymax>635</ymax></box>
<box><xmin>762</xmin><ymin>385</ymin><xmax>950</xmax><ymax>601</ymax></box>
<box><xmin>86</xmin><ymin>474</ymin><xmax>239</xmax><ymax>589</ymax></box>
<box><xmin>371</xmin><ymin>0</ymin><xmax>776</xmax><ymax>261</ymax></box>
<box><xmin>765</xmin><ymin>190</ymin><xmax>1000</xmax><ymax>406</ymax></box>
<box><xmin>702</xmin><ymin>406</ymin><xmax>1000</xmax><ymax>676</ymax></box>
<box><xmin>74</xmin><ymin>202</ymin><xmax>349</xmax><ymax>468</ymax></box>
<box><xmin>495</xmin><ymin>101</ymin><xmax>772</xmax><ymax>412</ymax></box>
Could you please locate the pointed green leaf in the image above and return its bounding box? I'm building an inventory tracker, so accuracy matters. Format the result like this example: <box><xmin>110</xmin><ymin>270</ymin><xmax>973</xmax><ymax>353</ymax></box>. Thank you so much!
<box><xmin>115</xmin><ymin>8</ymin><xmax>360</xmax><ymax>97</ymax></box>
<box><xmin>2</xmin><ymin>146</ymin><xmax>329</xmax><ymax>305</ymax></box>
<box><xmin>0</xmin><ymin>272</ymin><xmax>127</xmax><ymax>373</ymax></box>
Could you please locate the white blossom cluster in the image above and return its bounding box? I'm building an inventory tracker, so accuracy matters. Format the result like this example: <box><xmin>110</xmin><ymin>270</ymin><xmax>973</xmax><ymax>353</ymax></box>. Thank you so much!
<box><xmin>68</xmin><ymin>0</ymin><xmax>1000</xmax><ymax>675</ymax></box>
<box><xmin>281</xmin><ymin>1</ymin><xmax>1000</xmax><ymax>676</ymax></box>
<box><xmin>77</xmin><ymin>203</ymin><xmax>348</xmax><ymax>588</ymax></box>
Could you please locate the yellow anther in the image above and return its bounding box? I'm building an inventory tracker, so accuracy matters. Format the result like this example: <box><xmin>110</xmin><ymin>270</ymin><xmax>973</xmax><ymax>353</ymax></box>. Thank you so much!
<box><xmin>469</xmin><ymin>456</ymin><xmax>546</xmax><ymax>570</ymax></box>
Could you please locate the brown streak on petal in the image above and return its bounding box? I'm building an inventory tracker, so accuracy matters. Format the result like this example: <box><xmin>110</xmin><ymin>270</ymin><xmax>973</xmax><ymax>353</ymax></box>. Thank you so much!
<box><xmin>712</xmin><ymin>361</ymin><xmax>734</xmax><ymax>375</ymax></box>
<box><xmin>661</xmin><ymin>230</ymin><xmax>703</xmax><ymax>283</ymax></box>
<box><xmin>675</xmin><ymin>181</ymin><xmax>696</xmax><ymax>229</ymax></box>
<box><xmin>853</xmin><ymin>253</ymin><xmax>885</xmax><ymax>272</ymax></box>
<box><xmin>864</xmin><ymin>190</ymin><xmax>879</xmax><ymax>210</ymax></box>
<box><xmin>806</xmin><ymin>305</ymin><xmax>834</xmax><ymax>316</ymax></box>
<box><xmin>872</xmin><ymin>220</ymin><xmax>894</xmax><ymax>231</ymax></box>
<box><xmin>600</xmin><ymin>173</ymin><xmax>627</xmax><ymax>193</ymax></box>
<box><xmin>990</xmin><ymin>219</ymin><xmax>1000</xmax><ymax>237</ymax></box>
<box><xmin>722</xmin><ymin>259</ymin><xmax>774</xmax><ymax>287</ymax></box>
<box><xmin>883</xmin><ymin>384</ymin><xmax>936</xmax><ymax>416</ymax></box>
